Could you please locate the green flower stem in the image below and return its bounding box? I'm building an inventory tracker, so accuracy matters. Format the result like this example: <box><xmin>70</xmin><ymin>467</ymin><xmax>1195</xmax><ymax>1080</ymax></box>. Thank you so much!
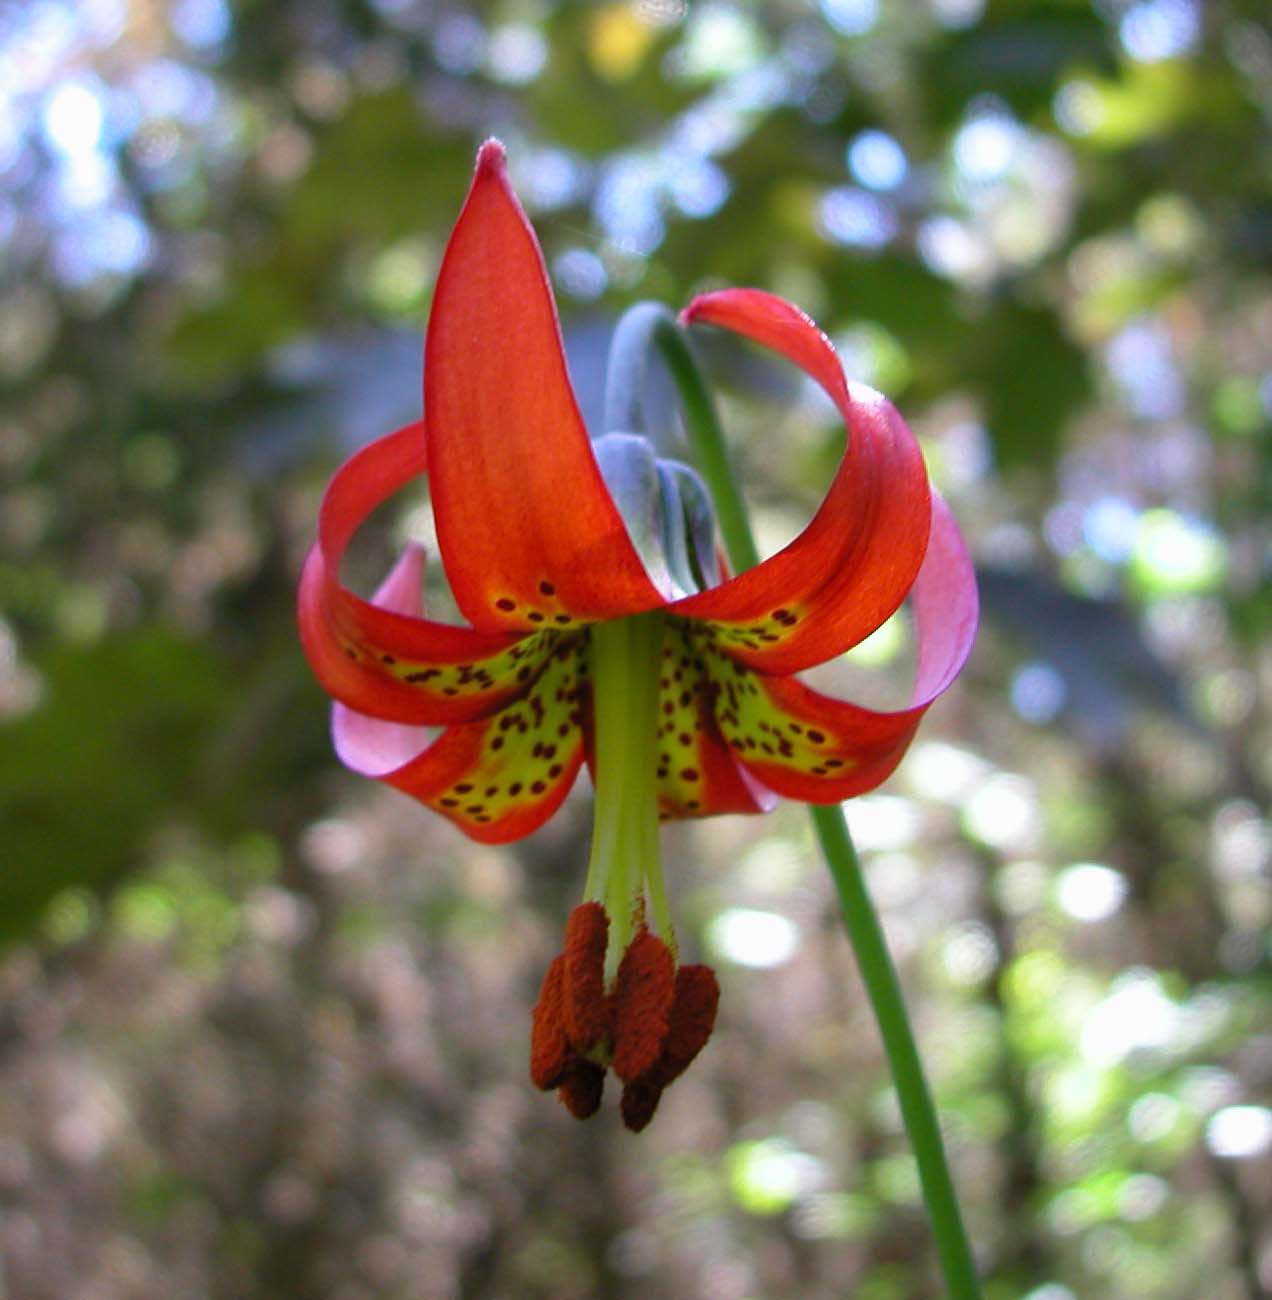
<box><xmin>810</xmin><ymin>803</ymin><xmax>982</xmax><ymax>1300</ymax></box>
<box><xmin>654</xmin><ymin>317</ymin><xmax>982</xmax><ymax>1300</ymax></box>
<box><xmin>641</xmin><ymin>309</ymin><xmax>759</xmax><ymax>574</ymax></box>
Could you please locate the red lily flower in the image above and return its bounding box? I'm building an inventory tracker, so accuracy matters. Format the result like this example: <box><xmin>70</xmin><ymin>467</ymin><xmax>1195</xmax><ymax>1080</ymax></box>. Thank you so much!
<box><xmin>297</xmin><ymin>141</ymin><xmax>978</xmax><ymax>1129</ymax></box>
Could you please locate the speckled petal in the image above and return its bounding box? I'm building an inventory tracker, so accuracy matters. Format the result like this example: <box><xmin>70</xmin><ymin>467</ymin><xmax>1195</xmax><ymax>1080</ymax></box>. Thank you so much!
<box><xmin>426</xmin><ymin>141</ymin><xmax>664</xmax><ymax>631</ymax></box>
<box><xmin>652</xmin><ymin>620</ymin><xmax>775</xmax><ymax>819</ymax></box>
<box><xmin>708</xmin><ymin>491</ymin><xmax>979</xmax><ymax>802</ymax></box>
<box><xmin>359</xmin><ymin>632</ymin><xmax>591</xmax><ymax>843</ymax></box>
<box><xmin>675</xmin><ymin>290</ymin><xmax>932</xmax><ymax>675</ymax></box>
<box><xmin>298</xmin><ymin>421</ymin><xmax>537</xmax><ymax>727</ymax></box>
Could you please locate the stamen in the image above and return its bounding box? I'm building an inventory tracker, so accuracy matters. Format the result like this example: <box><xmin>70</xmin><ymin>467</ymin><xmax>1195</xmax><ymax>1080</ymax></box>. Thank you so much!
<box><xmin>611</xmin><ymin>927</ymin><xmax>676</xmax><ymax>1082</ymax></box>
<box><xmin>617</xmin><ymin>964</ymin><xmax>719</xmax><ymax>1132</ymax></box>
<box><xmin>529</xmin><ymin>955</ymin><xmax>570</xmax><ymax>1090</ymax></box>
<box><xmin>563</xmin><ymin>901</ymin><xmax>610</xmax><ymax>1050</ymax></box>
<box><xmin>558</xmin><ymin>1059</ymin><xmax>606</xmax><ymax>1119</ymax></box>
<box><xmin>619</xmin><ymin>1079</ymin><xmax>664</xmax><ymax>1133</ymax></box>
<box><xmin>656</xmin><ymin>964</ymin><xmax>720</xmax><ymax>1087</ymax></box>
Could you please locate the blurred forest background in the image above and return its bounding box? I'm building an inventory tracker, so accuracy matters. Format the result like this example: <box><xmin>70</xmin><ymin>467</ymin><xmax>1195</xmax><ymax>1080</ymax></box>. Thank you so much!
<box><xmin>2</xmin><ymin>0</ymin><xmax>1271</xmax><ymax>1297</ymax></box>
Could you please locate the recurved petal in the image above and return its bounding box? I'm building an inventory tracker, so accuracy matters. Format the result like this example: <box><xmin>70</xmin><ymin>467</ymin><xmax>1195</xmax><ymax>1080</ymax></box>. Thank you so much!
<box><xmin>425</xmin><ymin>140</ymin><xmax>664</xmax><ymax>631</ymax></box>
<box><xmin>298</xmin><ymin>420</ymin><xmax>541</xmax><ymax>727</ymax></box>
<box><xmin>335</xmin><ymin>631</ymin><xmax>591</xmax><ymax>843</ymax></box>
<box><xmin>675</xmin><ymin>289</ymin><xmax>932</xmax><ymax>675</ymax></box>
<box><xmin>710</xmin><ymin>492</ymin><xmax>978</xmax><ymax>802</ymax></box>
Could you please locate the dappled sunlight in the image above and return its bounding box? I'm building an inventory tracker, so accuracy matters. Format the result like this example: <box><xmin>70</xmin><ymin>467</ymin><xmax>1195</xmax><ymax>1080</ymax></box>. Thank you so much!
<box><xmin>3</xmin><ymin>1</ymin><xmax>1270</xmax><ymax>1298</ymax></box>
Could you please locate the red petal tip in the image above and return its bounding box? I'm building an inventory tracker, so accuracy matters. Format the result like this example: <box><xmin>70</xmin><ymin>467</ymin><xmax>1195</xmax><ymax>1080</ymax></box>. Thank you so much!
<box><xmin>475</xmin><ymin>137</ymin><xmax>507</xmax><ymax>175</ymax></box>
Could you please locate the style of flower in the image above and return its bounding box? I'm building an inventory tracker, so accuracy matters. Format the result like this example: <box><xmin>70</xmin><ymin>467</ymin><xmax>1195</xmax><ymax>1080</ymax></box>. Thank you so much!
<box><xmin>298</xmin><ymin>140</ymin><xmax>978</xmax><ymax>1129</ymax></box>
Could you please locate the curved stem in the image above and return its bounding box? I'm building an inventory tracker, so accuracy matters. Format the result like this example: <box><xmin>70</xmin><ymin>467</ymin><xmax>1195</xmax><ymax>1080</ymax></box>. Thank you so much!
<box><xmin>810</xmin><ymin>804</ymin><xmax>982</xmax><ymax>1299</ymax></box>
<box><xmin>642</xmin><ymin>313</ymin><xmax>759</xmax><ymax>574</ymax></box>
<box><xmin>658</xmin><ymin>314</ymin><xmax>982</xmax><ymax>1300</ymax></box>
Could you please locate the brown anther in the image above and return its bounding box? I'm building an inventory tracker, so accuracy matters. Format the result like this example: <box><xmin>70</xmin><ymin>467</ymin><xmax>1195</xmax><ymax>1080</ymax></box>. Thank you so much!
<box><xmin>563</xmin><ymin>901</ymin><xmax>610</xmax><ymax>1051</ymax></box>
<box><xmin>558</xmin><ymin>1059</ymin><xmax>606</xmax><ymax>1119</ymax></box>
<box><xmin>616</xmin><ymin>964</ymin><xmax>719</xmax><ymax>1132</ymax></box>
<box><xmin>529</xmin><ymin>955</ymin><xmax>570</xmax><ymax>1090</ymax></box>
<box><xmin>611</xmin><ymin>927</ymin><xmax>676</xmax><ymax>1083</ymax></box>
<box><xmin>619</xmin><ymin>1079</ymin><xmax>664</xmax><ymax>1133</ymax></box>
<box><xmin>654</xmin><ymin>964</ymin><xmax>719</xmax><ymax>1088</ymax></box>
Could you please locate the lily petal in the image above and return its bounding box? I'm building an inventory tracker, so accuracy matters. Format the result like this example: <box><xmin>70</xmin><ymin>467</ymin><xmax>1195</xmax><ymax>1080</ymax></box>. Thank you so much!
<box><xmin>653</xmin><ymin>621</ymin><xmax>774</xmax><ymax>818</ymax></box>
<box><xmin>709</xmin><ymin>492</ymin><xmax>978</xmax><ymax>801</ymax></box>
<box><xmin>341</xmin><ymin>633</ymin><xmax>591</xmax><ymax>844</ymax></box>
<box><xmin>675</xmin><ymin>289</ymin><xmax>932</xmax><ymax>675</ymax></box>
<box><xmin>298</xmin><ymin>421</ymin><xmax>547</xmax><ymax>727</ymax></box>
<box><xmin>425</xmin><ymin>140</ymin><xmax>663</xmax><ymax>631</ymax></box>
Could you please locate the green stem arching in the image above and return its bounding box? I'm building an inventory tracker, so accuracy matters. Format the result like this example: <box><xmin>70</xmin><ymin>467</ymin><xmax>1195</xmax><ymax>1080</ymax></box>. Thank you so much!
<box><xmin>654</xmin><ymin>314</ymin><xmax>984</xmax><ymax>1300</ymax></box>
<box><xmin>584</xmin><ymin>612</ymin><xmax>669</xmax><ymax>978</ymax></box>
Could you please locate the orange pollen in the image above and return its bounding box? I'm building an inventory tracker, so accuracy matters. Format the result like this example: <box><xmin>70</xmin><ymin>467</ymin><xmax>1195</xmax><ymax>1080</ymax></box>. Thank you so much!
<box><xmin>528</xmin><ymin>904</ymin><xmax>718</xmax><ymax>1131</ymax></box>
<box><xmin>528</xmin><ymin>955</ymin><xmax>570</xmax><ymax>1090</ymax></box>
<box><xmin>562</xmin><ymin>900</ymin><xmax>610</xmax><ymax>1050</ymax></box>
<box><xmin>611</xmin><ymin>926</ymin><xmax>676</xmax><ymax>1083</ymax></box>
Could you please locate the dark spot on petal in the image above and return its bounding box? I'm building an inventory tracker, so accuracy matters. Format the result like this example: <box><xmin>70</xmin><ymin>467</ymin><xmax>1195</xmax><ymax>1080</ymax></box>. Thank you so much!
<box><xmin>509</xmin><ymin>782</ymin><xmax>523</xmax><ymax>796</ymax></box>
<box><xmin>539</xmin><ymin>581</ymin><xmax>555</xmax><ymax>596</ymax></box>
<box><xmin>554</xmin><ymin>614</ymin><xmax>571</xmax><ymax>625</ymax></box>
<box><xmin>528</xmin><ymin>612</ymin><xmax>545</xmax><ymax>623</ymax></box>
<box><xmin>531</xmin><ymin>780</ymin><xmax>546</xmax><ymax>794</ymax></box>
<box><xmin>807</xmin><ymin>729</ymin><xmax>825</xmax><ymax>744</ymax></box>
<box><xmin>440</xmin><ymin>798</ymin><xmax>458</xmax><ymax>807</ymax></box>
<box><xmin>680</xmin><ymin>768</ymin><xmax>698</xmax><ymax>781</ymax></box>
<box><xmin>548</xmin><ymin>764</ymin><xmax>563</xmax><ymax>778</ymax></box>
<box><xmin>496</xmin><ymin>598</ymin><xmax>516</xmax><ymax>611</ymax></box>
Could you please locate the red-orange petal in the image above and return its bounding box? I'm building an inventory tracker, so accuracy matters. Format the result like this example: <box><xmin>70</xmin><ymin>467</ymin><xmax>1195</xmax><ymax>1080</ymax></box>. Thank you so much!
<box><xmin>424</xmin><ymin>140</ymin><xmax>664</xmax><ymax>631</ymax></box>
<box><xmin>348</xmin><ymin>633</ymin><xmax>590</xmax><ymax>843</ymax></box>
<box><xmin>298</xmin><ymin>421</ymin><xmax>531</xmax><ymax>727</ymax></box>
<box><xmin>675</xmin><ymin>290</ymin><xmax>932</xmax><ymax>675</ymax></box>
<box><xmin>715</xmin><ymin>492</ymin><xmax>978</xmax><ymax>802</ymax></box>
